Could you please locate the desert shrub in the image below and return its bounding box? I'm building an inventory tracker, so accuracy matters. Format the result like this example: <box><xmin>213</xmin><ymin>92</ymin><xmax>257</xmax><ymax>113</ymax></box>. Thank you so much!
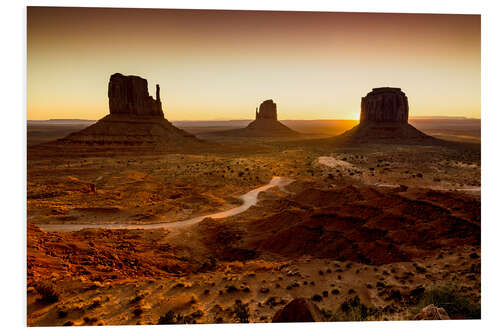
<box><xmin>158</xmin><ymin>310</ymin><xmax>176</xmax><ymax>324</ymax></box>
<box><xmin>312</xmin><ymin>294</ymin><xmax>323</xmax><ymax>302</ymax></box>
<box><xmin>57</xmin><ymin>309</ymin><xmax>68</xmax><ymax>318</ymax></box>
<box><xmin>413</xmin><ymin>263</ymin><xmax>427</xmax><ymax>273</ymax></box>
<box><xmin>34</xmin><ymin>281</ymin><xmax>59</xmax><ymax>303</ymax></box>
<box><xmin>133</xmin><ymin>307</ymin><xmax>143</xmax><ymax>317</ymax></box>
<box><xmin>226</xmin><ymin>285</ymin><xmax>238</xmax><ymax>293</ymax></box>
<box><xmin>174</xmin><ymin>310</ymin><xmax>203</xmax><ymax>324</ymax></box>
<box><xmin>130</xmin><ymin>294</ymin><xmax>144</xmax><ymax>304</ymax></box>
<box><xmin>332</xmin><ymin>296</ymin><xmax>380</xmax><ymax>321</ymax></box>
<box><xmin>83</xmin><ymin>316</ymin><xmax>98</xmax><ymax>324</ymax></box>
<box><xmin>320</xmin><ymin>307</ymin><xmax>333</xmax><ymax>319</ymax></box>
<box><xmin>410</xmin><ymin>283</ymin><xmax>480</xmax><ymax>319</ymax></box>
<box><xmin>190</xmin><ymin>310</ymin><xmax>203</xmax><ymax>319</ymax></box>
<box><xmin>233</xmin><ymin>300</ymin><xmax>250</xmax><ymax>323</ymax></box>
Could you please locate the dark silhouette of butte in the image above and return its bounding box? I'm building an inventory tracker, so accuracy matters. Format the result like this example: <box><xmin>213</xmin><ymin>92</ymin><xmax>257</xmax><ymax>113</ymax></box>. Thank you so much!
<box><xmin>218</xmin><ymin>99</ymin><xmax>300</xmax><ymax>137</ymax></box>
<box><xmin>59</xmin><ymin>73</ymin><xmax>199</xmax><ymax>146</ymax></box>
<box><xmin>338</xmin><ymin>87</ymin><xmax>435</xmax><ymax>143</ymax></box>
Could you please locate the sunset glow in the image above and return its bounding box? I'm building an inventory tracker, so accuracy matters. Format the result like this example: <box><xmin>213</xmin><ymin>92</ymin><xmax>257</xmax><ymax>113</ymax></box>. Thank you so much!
<box><xmin>27</xmin><ymin>7</ymin><xmax>480</xmax><ymax>120</ymax></box>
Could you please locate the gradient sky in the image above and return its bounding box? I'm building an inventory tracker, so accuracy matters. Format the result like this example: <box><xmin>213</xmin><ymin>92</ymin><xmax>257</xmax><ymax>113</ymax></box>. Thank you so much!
<box><xmin>27</xmin><ymin>7</ymin><xmax>480</xmax><ymax>120</ymax></box>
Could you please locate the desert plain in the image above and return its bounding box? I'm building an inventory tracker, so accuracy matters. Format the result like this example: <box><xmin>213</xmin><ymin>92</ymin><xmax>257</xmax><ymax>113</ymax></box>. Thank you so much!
<box><xmin>26</xmin><ymin>117</ymin><xmax>480</xmax><ymax>326</ymax></box>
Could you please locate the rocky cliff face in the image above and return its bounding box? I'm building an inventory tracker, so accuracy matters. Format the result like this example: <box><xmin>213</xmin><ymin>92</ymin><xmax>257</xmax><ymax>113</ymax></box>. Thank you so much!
<box><xmin>108</xmin><ymin>73</ymin><xmax>163</xmax><ymax>117</ymax></box>
<box><xmin>360</xmin><ymin>87</ymin><xmax>409</xmax><ymax>124</ymax></box>
<box><xmin>256</xmin><ymin>99</ymin><xmax>277</xmax><ymax>120</ymax></box>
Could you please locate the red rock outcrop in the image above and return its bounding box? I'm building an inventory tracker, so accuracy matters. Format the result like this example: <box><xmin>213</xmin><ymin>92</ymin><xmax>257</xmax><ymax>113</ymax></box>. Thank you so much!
<box><xmin>413</xmin><ymin>305</ymin><xmax>451</xmax><ymax>320</ymax></box>
<box><xmin>337</xmin><ymin>87</ymin><xmax>438</xmax><ymax>144</ymax></box>
<box><xmin>57</xmin><ymin>73</ymin><xmax>200</xmax><ymax>147</ymax></box>
<box><xmin>360</xmin><ymin>87</ymin><xmax>409</xmax><ymax>124</ymax></box>
<box><xmin>108</xmin><ymin>73</ymin><xmax>163</xmax><ymax>117</ymax></box>
<box><xmin>272</xmin><ymin>298</ymin><xmax>326</xmax><ymax>322</ymax></box>
<box><xmin>217</xmin><ymin>99</ymin><xmax>299</xmax><ymax>137</ymax></box>
<box><xmin>255</xmin><ymin>99</ymin><xmax>277</xmax><ymax>120</ymax></box>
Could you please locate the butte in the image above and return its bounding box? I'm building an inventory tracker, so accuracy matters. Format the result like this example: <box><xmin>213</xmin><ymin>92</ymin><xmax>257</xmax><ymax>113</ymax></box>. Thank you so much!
<box><xmin>57</xmin><ymin>73</ymin><xmax>201</xmax><ymax>147</ymax></box>
<box><xmin>217</xmin><ymin>99</ymin><xmax>300</xmax><ymax>137</ymax></box>
<box><xmin>337</xmin><ymin>87</ymin><xmax>437</xmax><ymax>144</ymax></box>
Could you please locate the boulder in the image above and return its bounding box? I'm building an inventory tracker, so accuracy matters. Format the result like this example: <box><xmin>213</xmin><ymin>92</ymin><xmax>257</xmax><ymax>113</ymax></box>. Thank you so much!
<box><xmin>272</xmin><ymin>298</ymin><xmax>326</xmax><ymax>322</ymax></box>
<box><xmin>413</xmin><ymin>304</ymin><xmax>451</xmax><ymax>320</ymax></box>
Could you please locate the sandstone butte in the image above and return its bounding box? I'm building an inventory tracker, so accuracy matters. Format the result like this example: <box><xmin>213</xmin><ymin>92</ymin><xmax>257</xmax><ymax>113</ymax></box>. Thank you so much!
<box><xmin>218</xmin><ymin>99</ymin><xmax>300</xmax><ymax>137</ymax></box>
<box><xmin>58</xmin><ymin>73</ymin><xmax>200</xmax><ymax>146</ymax></box>
<box><xmin>337</xmin><ymin>87</ymin><xmax>436</xmax><ymax>144</ymax></box>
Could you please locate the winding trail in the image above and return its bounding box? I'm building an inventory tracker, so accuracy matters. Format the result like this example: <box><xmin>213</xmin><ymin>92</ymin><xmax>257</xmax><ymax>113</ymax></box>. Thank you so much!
<box><xmin>38</xmin><ymin>176</ymin><xmax>294</xmax><ymax>233</ymax></box>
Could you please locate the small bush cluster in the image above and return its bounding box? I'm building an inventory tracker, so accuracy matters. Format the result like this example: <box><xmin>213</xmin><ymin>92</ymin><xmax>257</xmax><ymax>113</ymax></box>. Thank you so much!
<box><xmin>332</xmin><ymin>296</ymin><xmax>380</xmax><ymax>321</ymax></box>
<box><xmin>233</xmin><ymin>300</ymin><xmax>250</xmax><ymax>323</ymax></box>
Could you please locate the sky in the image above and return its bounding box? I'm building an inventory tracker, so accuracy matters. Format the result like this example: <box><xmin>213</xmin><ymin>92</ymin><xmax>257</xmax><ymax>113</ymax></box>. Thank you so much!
<box><xmin>27</xmin><ymin>7</ymin><xmax>480</xmax><ymax>121</ymax></box>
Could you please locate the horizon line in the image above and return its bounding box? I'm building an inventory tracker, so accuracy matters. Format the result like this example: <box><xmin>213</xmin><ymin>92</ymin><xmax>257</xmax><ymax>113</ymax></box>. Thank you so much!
<box><xmin>27</xmin><ymin>116</ymin><xmax>481</xmax><ymax>122</ymax></box>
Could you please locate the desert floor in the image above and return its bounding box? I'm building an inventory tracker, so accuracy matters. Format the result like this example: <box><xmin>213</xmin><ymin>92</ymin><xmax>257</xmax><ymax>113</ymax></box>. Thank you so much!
<box><xmin>27</xmin><ymin>121</ymin><xmax>480</xmax><ymax>325</ymax></box>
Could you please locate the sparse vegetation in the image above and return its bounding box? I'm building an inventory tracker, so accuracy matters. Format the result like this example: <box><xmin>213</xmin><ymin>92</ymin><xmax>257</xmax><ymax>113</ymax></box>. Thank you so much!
<box><xmin>233</xmin><ymin>300</ymin><xmax>250</xmax><ymax>323</ymax></box>
<box><xmin>332</xmin><ymin>296</ymin><xmax>380</xmax><ymax>321</ymax></box>
<box><xmin>158</xmin><ymin>310</ymin><xmax>176</xmax><ymax>324</ymax></box>
<box><xmin>409</xmin><ymin>283</ymin><xmax>480</xmax><ymax>319</ymax></box>
<box><xmin>34</xmin><ymin>281</ymin><xmax>59</xmax><ymax>303</ymax></box>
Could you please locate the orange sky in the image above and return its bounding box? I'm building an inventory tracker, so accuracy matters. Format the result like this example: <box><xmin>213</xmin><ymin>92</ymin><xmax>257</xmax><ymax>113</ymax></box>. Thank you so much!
<box><xmin>27</xmin><ymin>7</ymin><xmax>480</xmax><ymax>120</ymax></box>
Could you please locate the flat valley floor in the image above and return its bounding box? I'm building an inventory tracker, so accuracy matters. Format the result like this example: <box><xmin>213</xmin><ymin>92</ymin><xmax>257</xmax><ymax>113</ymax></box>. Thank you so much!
<box><xmin>27</xmin><ymin>119</ymin><xmax>480</xmax><ymax>325</ymax></box>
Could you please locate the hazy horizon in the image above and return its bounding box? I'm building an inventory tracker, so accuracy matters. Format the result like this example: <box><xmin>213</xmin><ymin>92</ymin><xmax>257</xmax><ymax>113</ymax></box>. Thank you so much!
<box><xmin>27</xmin><ymin>7</ymin><xmax>480</xmax><ymax>121</ymax></box>
<box><xmin>27</xmin><ymin>116</ymin><xmax>481</xmax><ymax>122</ymax></box>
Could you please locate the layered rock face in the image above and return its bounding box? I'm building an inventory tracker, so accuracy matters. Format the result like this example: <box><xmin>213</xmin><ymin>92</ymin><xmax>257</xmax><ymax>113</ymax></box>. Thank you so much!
<box><xmin>108</xmin><ymin>73</ymin><xmax>163</xmax><ymax>117</ymax></box>
<box><xmin>360</xmin><ymin>87</ymin><xmax>409</xmax><ymax>124</ymax></box>
<box><xmin>255</xmin><ymin>99</ymin><xmax>277</xmax><ymax>120</ymax></box>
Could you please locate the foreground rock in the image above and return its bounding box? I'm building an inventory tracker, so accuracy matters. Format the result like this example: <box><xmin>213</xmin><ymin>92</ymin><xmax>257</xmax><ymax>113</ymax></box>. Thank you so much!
<box><xmin>337</xmin><ymin>87</ymin><xmax>437</xmax><ymax>144</ymax></box>
<box><xmin>217</xmin><ymin>99</ymin><xmax>300</xmax><ymax>137</ymax></box>
<box><xmin>413</xmin><ymin>305</ymin><xmax>451</xmax><ymax>320</ymax></box>
<box><xmin>57</xmin><ymin>73</ymin><xmax>200</xmax><ymax>147</ymax></box>
<box><xmin>272</xmin><ymin>298</ymin><xmax>326</xmax><ymax>322</ymax></box>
